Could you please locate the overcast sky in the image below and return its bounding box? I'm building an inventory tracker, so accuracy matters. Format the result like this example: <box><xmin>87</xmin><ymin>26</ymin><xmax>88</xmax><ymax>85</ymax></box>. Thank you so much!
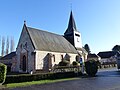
<box><xmin>0</xmin><ymin>0</ymin><xmax>120</xmax><ymax>54</ymax></box>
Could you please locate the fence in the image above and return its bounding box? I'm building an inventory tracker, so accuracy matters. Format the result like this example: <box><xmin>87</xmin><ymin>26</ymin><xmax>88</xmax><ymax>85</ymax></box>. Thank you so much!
<box><xmin>100</xmin><ymin>61</ymin><xmax>117</xmax><ymax>68</ymax></box>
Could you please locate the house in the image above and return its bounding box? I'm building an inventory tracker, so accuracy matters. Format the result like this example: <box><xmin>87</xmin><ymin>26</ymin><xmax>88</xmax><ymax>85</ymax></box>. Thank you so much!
<box><xmin>11</xmin><ymin>11</ymin><xmax>88</xmax><ymax>73</ymax></box>
<box><xmin>97</xmin><ymin>51</ymin><xmax>117</xmax><ymax>65</ymax></box>
<box><xmin>114</xmin><ymin>52</ymin><xmax>120</xmax><ymax>69</ymax></box>
<box><xmin>0</xmin><ymin>52</ymin><xmax>16</xmax><ymax>72</ymax></box>
<box><xmin>87</xmin><ymin>53</ymin><xmax>101</xmax><ymax>61</ymax></box>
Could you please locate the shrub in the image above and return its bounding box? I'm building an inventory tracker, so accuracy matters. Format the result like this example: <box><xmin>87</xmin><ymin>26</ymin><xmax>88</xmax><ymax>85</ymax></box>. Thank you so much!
<box><xmin>5</xmin><ymin>71</ymin><xmax>83</xmax><ymax>84</ymax></box>
<box><xmin>85</xmin><ymin>60</ymin><xmax>98</xmax><ymax>76</ymax></box>
<box><xmin>96</xmin><ymin>60</ymin><xmax>102</xmax><ymax>68</ymax></box>
<box><xmin>72</xmin><ymin>61</ymin><xmax>79</xmax><ymax>66</ymax></box>
<box><xmin>59</xmin><ymin>60</ymin><xmax>70</xmax><ymax>66</ymax></box>
<box><xmin>0</xmin><ymin>63</ymin><xmax>7</xmax><ymax>84</ymax></box>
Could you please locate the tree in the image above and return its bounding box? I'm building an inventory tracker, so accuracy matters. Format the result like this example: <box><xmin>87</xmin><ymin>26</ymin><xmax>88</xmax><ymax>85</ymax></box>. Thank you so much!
<box><xmin>0</xmin><ymin>63</ymin><xmax>7</xmax><ymax>84</ymax></box>
<box><xmin>10</xmin><ymin>36</ymin><xmax>15</xmax><ymax>52</ymax></box>
<box><xmin>5</xmin><ymin>36</ymin><xmax>9</xmax><ymax>55</ymax></box>
<box><xmin>112</xmin><ymin>45</ymin><xmax>120</xmax><ymax>52</ymax></box>
<box><xmin>85</xmin><ymin>59</ymin><xmax>98</xmax><ymax>76</ymax></box>
<box><xmin>59</xmin><ymin>60</ymin><xmax>70</xmax><ymax>66</ymax></box>
<box><xmin>1</xmin><ymin>36</ymin><xmax>5</xmax><ymax>56</ymax></box>
<box><xmin>84</xmin><ymin>44</ymin><xmax>91</xmax><ymax>54</ymax></box>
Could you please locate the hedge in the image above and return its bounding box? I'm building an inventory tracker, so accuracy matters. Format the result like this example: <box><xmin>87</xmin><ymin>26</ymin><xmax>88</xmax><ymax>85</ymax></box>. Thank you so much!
<box><xmin>0</xmin><ymin>63</ymin><xmax>7</xmax><ymax>84</ymax></box>
<box><xmin>59</xmin><ymin>60</ymin><xmax>70</xmax><ymax>66</ymax></box>
<box><xmin>72</xmin><ymin>61</ymin><xmax>79</xmax><ymax>66</ymax></box>
<box><xmin>5</xmin><ymin>71</ymin><xmax>83</xmax><ymax>84</ymax></box>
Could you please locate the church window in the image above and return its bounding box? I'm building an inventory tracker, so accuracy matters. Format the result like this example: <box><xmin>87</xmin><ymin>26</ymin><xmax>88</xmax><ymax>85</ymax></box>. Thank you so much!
<box><xmin>76</xmin><ymin>56</ymin><xmax>80</xmax><ymax>62</ymax></box>
<box><xmin>23</xmin><ymin>42</ymin><xmax>27</xmax><ymax>49</ymax></box>
<box><xmin>53</xmin><ymin>55</ymin><xmax>55</xmax><ymax>62</ymax></box>
<box><xmin>75</xmin><ymin>33</ymin><xmax>80</xmax><ymax>37</ymax></box>
<box><xmin>25</xmin><ymin>42</ymin><xmax>27</xmax><ymax>48</ymax></box>
<box><xmin>61</xmin><ymin>55</ymin><xmax>64</xmax><ymax>61</ymax></box>
<box><xmin>22</xmin><ymin>55</ymin><xmax>27</xmax><ymax>72</ymax></box>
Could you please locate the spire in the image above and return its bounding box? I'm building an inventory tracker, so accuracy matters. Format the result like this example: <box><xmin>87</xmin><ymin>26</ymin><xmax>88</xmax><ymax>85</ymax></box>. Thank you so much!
<box><xmin>68</xmin><ymin>11</ymin><xmax>77</xmax><ymax>30</ymax></box>
<box><xmin>64</xmin><ymin>11</ymin><xmax>78</xmax><ymax>35</ymax></box>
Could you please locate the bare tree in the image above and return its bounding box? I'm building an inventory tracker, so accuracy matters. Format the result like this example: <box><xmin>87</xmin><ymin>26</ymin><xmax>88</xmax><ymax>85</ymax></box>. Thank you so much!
<box><xmin>10</xmin><ymin>36</ymin><xmax>15</xmax><ymax>52</ymax></box>
<box><xmin>0</xmin><ymin>36</ymin><xmax>2</xmax><ymax>56</ymax></box>
<box><xmin>1</xmin><ymin>36</ymin><xmax>5</xmax><ymax>56</ymax></box>
<box><xmin>0</xmin><ymin>36</ymin><xmax>1</xmax><ymax>55</ymax></box>
<box><xmin>5</xmin><ymin>36</ymin><xmax>9</xmax><ymax>55</ymax></box>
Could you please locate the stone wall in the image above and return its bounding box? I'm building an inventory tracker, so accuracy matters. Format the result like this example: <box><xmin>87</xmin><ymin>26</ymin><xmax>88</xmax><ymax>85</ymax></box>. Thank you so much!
<box><xmin>35</xmin><ymin>51</ymin><xmax>77</xmax><ymax>70</ymax></box>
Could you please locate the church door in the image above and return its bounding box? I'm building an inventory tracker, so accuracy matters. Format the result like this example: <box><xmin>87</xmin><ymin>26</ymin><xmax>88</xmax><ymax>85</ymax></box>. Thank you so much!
<box><xmin>22</xmin><ymin>55</ymin><xmax>27</xmax><ymax>72</ymax></box>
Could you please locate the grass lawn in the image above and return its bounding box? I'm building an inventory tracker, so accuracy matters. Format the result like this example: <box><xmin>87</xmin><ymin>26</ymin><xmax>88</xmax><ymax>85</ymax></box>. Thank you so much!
<box><xmin>5</xmin><ymin>78</ymin><xmax>79</xmax><ymax>89</ymax></box>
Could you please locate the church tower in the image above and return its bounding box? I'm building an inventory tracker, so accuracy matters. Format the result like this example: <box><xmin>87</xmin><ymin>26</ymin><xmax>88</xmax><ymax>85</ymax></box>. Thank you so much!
<box><xmin>64</xmin><ymin>11</ymin><xmax>82</xmax><ymax>49</ymax></box>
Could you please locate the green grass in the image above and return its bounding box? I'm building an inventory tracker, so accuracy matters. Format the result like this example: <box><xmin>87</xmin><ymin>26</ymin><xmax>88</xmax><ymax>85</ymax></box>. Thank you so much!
<box><xmin>5</xmin><ymin>78</ymin><xmax>79</xmax><ymax>88</ymax></box>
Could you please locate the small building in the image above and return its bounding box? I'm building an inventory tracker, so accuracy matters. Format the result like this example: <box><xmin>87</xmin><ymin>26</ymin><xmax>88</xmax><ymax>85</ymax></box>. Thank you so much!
<box><xmin>0</xmin><ymin>52</ymin><xmax>17</xmax><ymax>72</ymax></box>
<box><xmin>87</xmin><ymin>53</ymin><xmax>101</xmax><ymax>61</ymax></box>
<box><xmin>97</xmin><ymin>51</ymin><xmax>117</xmax><ymax>65</ymax></box>
<box><xmin>115</xmin><ymin>52</ymin><xmax>120</xmax><ymax>69</ymax></box>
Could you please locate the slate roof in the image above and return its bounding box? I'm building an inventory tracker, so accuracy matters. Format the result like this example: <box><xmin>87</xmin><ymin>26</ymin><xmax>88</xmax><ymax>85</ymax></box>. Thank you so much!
<box><xmin>26</xmin><ymin>27</ymin><xmax>78</xmax><ymax>54</ymax></box>
<box><xmin>87</xmin><ymin>54</ymin><xmax>100</xmax><ymax>58</ymax></box>
<box><xmin>97</xmin><ymin>51</ymin><xmax>117</xmax><ymax>59</ymax></box>
<box><xmin>0</xmin><ymin>52</ymin><xmax>16</xmax><ymax>60</ymax></box>
<box><xmin>64</xmin><ymin>11</ymin><xmax>78</xmax><ymax>35</ymax></box>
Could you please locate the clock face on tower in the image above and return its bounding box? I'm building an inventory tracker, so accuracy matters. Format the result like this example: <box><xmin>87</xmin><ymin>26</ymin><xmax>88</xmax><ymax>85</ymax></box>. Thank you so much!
<box><xmin>77</xmin><ymin>38</ymin><xmax>79</xmax><ymax>42</ymax></box>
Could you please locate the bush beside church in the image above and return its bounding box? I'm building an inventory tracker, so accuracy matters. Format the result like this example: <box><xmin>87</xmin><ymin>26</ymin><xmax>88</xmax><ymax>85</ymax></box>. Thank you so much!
<box><xmin>0</xmin><ymin>63</ymin><xmax>7</xmax><ymax>84</ymax></box>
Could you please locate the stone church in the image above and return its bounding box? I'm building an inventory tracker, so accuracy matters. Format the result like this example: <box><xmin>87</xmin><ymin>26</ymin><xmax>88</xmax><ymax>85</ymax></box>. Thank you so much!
<box><xmin>13</xmin><ymin>11</ymin><xmax>87</xmax><ymax>73</ymax></box>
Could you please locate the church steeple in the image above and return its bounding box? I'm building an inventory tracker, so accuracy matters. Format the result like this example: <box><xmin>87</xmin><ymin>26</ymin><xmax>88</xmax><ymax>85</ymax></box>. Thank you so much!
<box><xmin>64</xmin><ymin>11</ymin><xmax>78</xmax><ymax>35</ymax></box>
<box><xmin>68</xmin><ymin>11</ymin><xmax>77</xmax><ymax>31</ymax></box>
<box><xmin>64</xmin><ymin>11</ymin><xmax>82</xmax><ymax>49</ymax></box>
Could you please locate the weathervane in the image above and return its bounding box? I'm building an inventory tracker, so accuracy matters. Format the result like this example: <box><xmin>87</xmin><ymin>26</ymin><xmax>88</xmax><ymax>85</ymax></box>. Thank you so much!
<box><xmin>24</xmin><ymin>20</ymin><xmax>26</xmax><ymax>25</ymax></box>
<box><xmin>70</xmin><ymin>3</ymin><xmax>72</xmax><ymax>11</ymax></box>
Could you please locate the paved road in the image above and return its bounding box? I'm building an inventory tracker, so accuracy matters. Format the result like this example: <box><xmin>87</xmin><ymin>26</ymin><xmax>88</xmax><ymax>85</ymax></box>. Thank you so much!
<box><xmin>7</xmin><ymin>67</ymin><xmax>120</xmax><ymax>90</ymax></box>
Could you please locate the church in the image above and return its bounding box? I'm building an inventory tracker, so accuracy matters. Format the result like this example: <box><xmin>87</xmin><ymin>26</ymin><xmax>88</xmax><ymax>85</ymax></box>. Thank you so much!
<box><xmin>13</xmin><ymin>11</ymin><xmax>87</xmax><ymax>73</ymax></box>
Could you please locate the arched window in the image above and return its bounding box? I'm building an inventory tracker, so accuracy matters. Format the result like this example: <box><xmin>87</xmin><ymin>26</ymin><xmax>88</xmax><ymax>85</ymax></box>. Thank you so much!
<box><xmin>76</xmin><ymin>55</ymin><xmax>80</xmax><ymax>62</ymax></box>
<box><xmin>61</xmin><ymin>55</ymin><xmax>64</xmax><ymax>61</ymax></box>
<box><xmin>53</xmin><ymin>55</ymin><xmax>55</xmax><ymax>62</ymax></box>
